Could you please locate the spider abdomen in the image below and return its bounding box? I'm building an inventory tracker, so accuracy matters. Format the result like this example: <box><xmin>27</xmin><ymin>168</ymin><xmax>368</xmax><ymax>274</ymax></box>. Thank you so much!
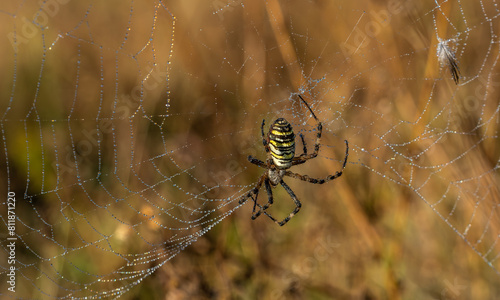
<box><xmin>268</xmin><ymin>118</ymin><xmax>295</xmax><ymax>169</ymax></box>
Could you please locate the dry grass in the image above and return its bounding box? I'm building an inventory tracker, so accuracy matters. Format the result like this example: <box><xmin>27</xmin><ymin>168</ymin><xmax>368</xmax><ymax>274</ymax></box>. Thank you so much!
<box><xmin>1</xmin><ymin>0</ymin><xmax>499</xmax><ymax>299</ymax></box>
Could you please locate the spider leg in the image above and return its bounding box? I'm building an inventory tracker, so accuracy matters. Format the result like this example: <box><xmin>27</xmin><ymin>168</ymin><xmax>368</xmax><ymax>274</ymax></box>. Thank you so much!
<box><xmin>258</xmin><ymin>205</ymin><xmax>279</xmax><ymax>223</ymax></box>
<box><xmin>261</xmin><ymin>119</ymin><xmax>269</xmax><ymax>152</ymax></box>
<box><xmin>291</xmin><ymin>125</ymin><xmax>321</xmax><ymax>165</ymax></box>
<box><xmin>298</xmin><ymin>95</ymin><xmax>319</xmax><ymax>121</ymax></box>
<box><xmin>299</xmin><ymin>121</ymin><xmax>322</xmax><ymax>160</ymax></box>
<box><xmin>248</xmin><ymin>155</ymin><xmax>266</xmax><ymax>168</ymax></box>
<box><xmin>291</xmin><ymin>95</ymin><xmax>323</xmax><ymax>166</ymax></box>
<box><xmin>299</xmin><ymin>133</ymin><xmax>307</xmax><ymax>155</ymax></box>
<box><xmin>238</xmin><ymin>174</ymin><xmax>265</xmax><ymax>205</ymax></box>
<box><xmin>251</xmin><ymin>180</ymin><xmax>302</xmax><ymax>226</ymax></box>
<box><xmin>252</xmin><ymin>178</ymin><xmax>273</xmax><ymax>219</ymax></box>
<box><xmin>274</xmin><ymin>180</ymin><xmax>301</xmax><ymax>226</ymax></box>
<box><xmin>291</xmin><ymin>133</ymin><xmax>308</xmax><ymax>166</ymax></box>
<box><xmin>286</xmin><ymin>140</ymin><xmax>349</xmax><ymax>184</ymax></box>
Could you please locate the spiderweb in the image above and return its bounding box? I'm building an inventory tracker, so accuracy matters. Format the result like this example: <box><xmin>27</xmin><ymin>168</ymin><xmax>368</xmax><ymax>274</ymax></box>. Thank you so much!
<box><xmin>0</xmin><ymin>0</ymin><xmax>499</xmax><ymax>298</ymax></box>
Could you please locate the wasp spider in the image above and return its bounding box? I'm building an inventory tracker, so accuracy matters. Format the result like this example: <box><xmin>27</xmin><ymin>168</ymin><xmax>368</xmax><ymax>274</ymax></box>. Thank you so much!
<box><xmin>239</xmin><ymin>95</ymin><xmax>348</xmax><ymax>226</ymax></box>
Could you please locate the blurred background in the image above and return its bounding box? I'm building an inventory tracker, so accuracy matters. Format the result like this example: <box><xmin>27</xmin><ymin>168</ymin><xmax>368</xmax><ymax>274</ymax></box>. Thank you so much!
<box><xmin>0</xmin><ymin>0</ymin><xmax>499</xmax><ymax>299</ymax></box>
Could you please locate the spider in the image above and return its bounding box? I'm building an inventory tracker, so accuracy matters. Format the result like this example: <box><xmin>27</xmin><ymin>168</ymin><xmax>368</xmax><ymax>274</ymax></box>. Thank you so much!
<box><xmin>239</xmin><ymin>95</ymin><xmax>348</xmax><ymax>226</ymax></box>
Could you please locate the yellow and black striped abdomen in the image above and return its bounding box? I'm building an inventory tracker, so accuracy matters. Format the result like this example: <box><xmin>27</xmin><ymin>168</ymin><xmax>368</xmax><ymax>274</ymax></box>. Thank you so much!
<box><xmin>268</xmin><ymin>118</ymin><xmax>295</xmax><ymax>169</ymax></box>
